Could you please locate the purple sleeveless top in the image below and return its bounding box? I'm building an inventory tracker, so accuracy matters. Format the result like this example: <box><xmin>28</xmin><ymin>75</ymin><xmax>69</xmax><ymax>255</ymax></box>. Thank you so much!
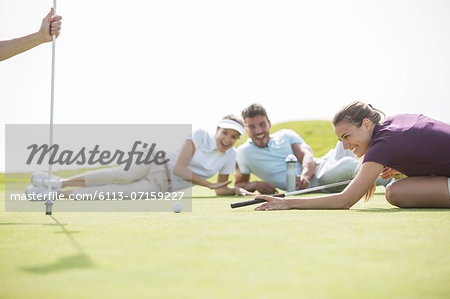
<box><xmin>363</xmin><ymin>114</ymin><xmax>450</xmax><ymax>176</ymax></box>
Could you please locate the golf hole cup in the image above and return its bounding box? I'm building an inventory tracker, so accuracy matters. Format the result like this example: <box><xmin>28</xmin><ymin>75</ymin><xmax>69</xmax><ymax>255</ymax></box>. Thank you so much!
<box><xmin>45</xmin><ymin>198</ymin><xmax>54</xmax><ymax>215</ymax></box>
<box><xmin>285</xmin><ymin>154</ymin><xmax>298</xmax><ymax>192</ymax></box>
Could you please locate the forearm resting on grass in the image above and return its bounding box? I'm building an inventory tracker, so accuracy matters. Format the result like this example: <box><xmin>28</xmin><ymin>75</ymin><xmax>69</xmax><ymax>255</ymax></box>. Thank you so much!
<box><xmin>235</xmin><ymin>175</ymin><xmax>277</xmax><ymax>195</ymax></box>
<box><xmin>235</xmin><ymin>181</ymin><xmax>276</xmax><ymax>193</ymax></box>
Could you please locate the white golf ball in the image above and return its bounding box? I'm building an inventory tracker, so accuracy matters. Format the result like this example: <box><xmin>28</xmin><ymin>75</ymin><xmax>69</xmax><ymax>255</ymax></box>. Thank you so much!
<box><xmin>172</xmin><ymin>203</ymin><xmax>182</xmax><ymax>213</ymax></box>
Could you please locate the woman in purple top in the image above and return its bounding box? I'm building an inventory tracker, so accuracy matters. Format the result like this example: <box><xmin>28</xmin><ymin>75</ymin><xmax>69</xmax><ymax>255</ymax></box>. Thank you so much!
<box><xmin>254</xmin><ymin>101</ymin><xmax>450</xmax><ymax>210</ymax></box>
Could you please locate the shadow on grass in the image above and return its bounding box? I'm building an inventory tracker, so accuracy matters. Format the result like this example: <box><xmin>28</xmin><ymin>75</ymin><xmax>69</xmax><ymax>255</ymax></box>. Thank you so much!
<box><xmin>0</xmin><ymin>223</ymin><xmax>68</xmax><ymax>226</ymax></box>
<box><xmin>2</xmin><ymin>217</ymin><xmax>96</xmax><ymax>274</ymax></box>
<box><xmin>21</xmin><ymin>253</ymin><xmax>93</xmax><ymax>274</ymax></box>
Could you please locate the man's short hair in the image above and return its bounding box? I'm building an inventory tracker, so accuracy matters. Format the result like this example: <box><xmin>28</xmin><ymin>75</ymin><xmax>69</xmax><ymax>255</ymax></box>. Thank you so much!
<box><xmin>241</xmin><ymin>104</ymin><xmax>269</xmax><ymax>121</ymax></box>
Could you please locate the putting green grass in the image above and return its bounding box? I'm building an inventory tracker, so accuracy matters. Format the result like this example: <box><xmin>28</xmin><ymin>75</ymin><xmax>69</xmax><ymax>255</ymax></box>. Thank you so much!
<box><xmin>1</xmin><ymin>121</ymin><xmax>449</xmax><ymax>298</ymax></box>
<box><xmin>1</xmin><ymin>186</ymin><xmax>449</xmax><ymax>299</ymax></box>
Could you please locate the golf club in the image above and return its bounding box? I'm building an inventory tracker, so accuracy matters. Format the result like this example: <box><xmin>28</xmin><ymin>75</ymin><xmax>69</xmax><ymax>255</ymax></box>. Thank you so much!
<box><xmin>230</xmin><ymin>179</ymin><xmax>352</xmax><ymax>209</ymax></box>
<box><xmin>45</xmin><ymin>0</ymin><xmax>57</xmax><ymax>215</ymax></box>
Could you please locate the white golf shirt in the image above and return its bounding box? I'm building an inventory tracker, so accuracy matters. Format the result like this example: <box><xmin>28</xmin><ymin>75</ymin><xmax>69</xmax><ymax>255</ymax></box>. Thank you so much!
<box><xmin>169</xmin><ymin>129</ymin><xmax>237</xmax><ymax>191</ymax></box>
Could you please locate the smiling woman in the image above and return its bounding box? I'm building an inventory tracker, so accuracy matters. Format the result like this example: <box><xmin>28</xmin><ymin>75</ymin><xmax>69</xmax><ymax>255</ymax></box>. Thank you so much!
<box><xmin>254</xmin><ymin>101</ymin><xmax>450</xmax><ymax>210</ymax></box>
<box><xmin>334</xmin><ymin>103</ymin><xmax>385</xmax><ymax>158</ymax></box>
<box><xmin>173</xmin><ymin>115</ymin><xmax>248</xmax><ymax>196</ymax></box>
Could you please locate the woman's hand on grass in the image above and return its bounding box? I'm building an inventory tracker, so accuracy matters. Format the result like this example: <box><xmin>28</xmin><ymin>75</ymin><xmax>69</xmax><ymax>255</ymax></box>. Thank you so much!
<box><xmin>208</xmin><ymin>180</ymin><xmax>231</xmax><ymax>189</ymax></box>
<box><xmin>254</xmin><ymin>195</ymin><xmax>289</xmax><ymax>210</ymax></box>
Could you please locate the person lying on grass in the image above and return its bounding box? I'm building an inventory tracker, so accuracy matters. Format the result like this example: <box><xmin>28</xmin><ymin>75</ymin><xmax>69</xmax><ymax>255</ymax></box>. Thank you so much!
<box><xmin>235</xmin><ymin>103</ymin><xmax>391</xmax><ymax>195</ymax></box>
<box><xmin>254</xmin><ymin>101</ymin><xmax>450</xmax><ymax>210</ymax></box>
<box><xmin>27</xmin><ymin>115</ymin><xmax>253</xmax><ymax>199</ymax></box>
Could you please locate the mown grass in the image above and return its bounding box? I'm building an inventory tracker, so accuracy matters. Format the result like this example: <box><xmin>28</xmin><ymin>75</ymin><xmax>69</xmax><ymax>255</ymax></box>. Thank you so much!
<box><xmin>1</xmin><ymin>121</ymin><xmax>449</xmax><ymax>299</ymax></box>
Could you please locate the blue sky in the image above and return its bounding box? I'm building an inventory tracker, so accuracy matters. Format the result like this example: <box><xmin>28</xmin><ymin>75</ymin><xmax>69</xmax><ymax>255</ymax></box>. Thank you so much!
<box><xmin>1</xmin><ymin>0</ymin><xmax>450</xmax><ymax>171</ymax></box>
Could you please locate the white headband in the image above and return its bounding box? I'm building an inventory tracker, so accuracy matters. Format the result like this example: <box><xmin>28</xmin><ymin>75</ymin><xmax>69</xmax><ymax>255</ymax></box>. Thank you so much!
<box><xmin>217</xmin><ymin>119</ymin><xmax>245</xmax><ymax>135</ymax></box>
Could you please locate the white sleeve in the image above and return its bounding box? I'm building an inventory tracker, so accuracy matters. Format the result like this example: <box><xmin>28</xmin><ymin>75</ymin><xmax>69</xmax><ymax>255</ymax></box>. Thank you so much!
<box><xmin>219</xmin><ymin>150</ymin><xmax>237</xmax><ymax>175</ymax></box>
<box><xmin>189</xmin><ymin>129</ymin><xmax>207</xmax><ymax>149</ymax></box>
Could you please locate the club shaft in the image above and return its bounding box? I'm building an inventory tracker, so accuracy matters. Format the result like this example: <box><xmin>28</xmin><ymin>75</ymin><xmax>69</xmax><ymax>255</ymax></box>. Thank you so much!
<box><xmin>230</xmin><ymin>180</ymin><xmax>352</xmax><ymax>209</ymax></box>
<box><xmin>283</xmin><ymin>179</ymin><xmax>352</xmax><ymax>196</ymax></box>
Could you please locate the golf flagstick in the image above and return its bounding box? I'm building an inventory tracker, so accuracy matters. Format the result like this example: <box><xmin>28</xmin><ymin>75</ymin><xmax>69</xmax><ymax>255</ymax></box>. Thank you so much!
<box><xmin>230</xmin><ymin>180</ymin><xmax>352</xmax><ymax>209</ymax></box>
<box><xmin>45</xmin><ymin>0</ymin><xmax>57</xmax><ymax>215</ymax></box>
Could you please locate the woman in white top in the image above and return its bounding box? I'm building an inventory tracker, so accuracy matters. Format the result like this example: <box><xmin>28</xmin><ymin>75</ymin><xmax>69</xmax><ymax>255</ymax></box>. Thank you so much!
<box><xmin>27</xmin><ymin>115</ymin><xmax>251</xmax><ymax>198</ymax></box>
